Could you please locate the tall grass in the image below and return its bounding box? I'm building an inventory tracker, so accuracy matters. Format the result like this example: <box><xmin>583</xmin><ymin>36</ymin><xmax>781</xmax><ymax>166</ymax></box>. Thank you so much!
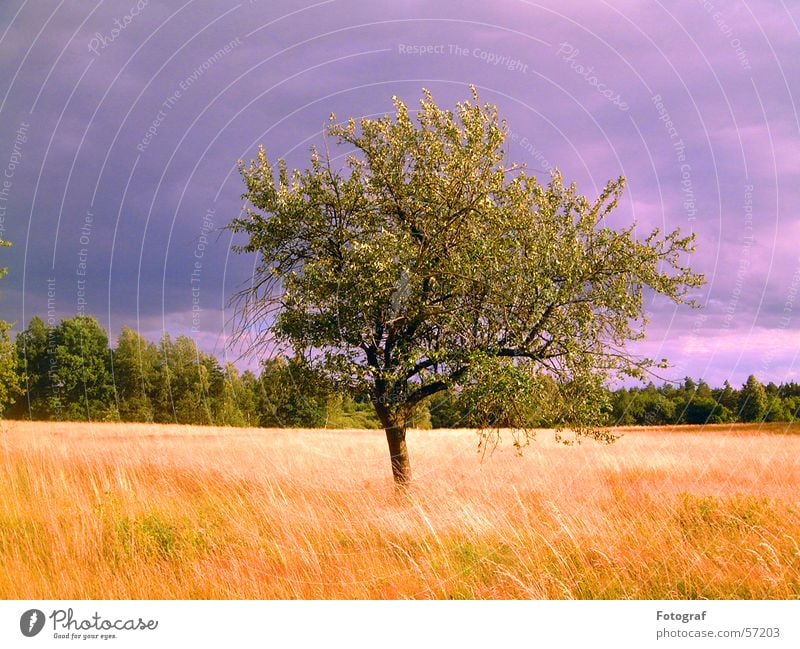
<box><xmin>0</xmin><ymin>421</ymin><xmax>798</xmax><ymax>599</ymax></box>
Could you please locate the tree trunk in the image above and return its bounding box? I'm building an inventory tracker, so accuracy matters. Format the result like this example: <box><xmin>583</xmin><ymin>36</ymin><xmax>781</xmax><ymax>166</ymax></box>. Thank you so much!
<box><xmin>373</xmin><ymin>398</ymin><xmax>412</xmax><ymax>486</ymax></box>
<box><xmin>385</xmin><ymin>424</ymin><xmax>412</xmax><ymax>486</ymax></box>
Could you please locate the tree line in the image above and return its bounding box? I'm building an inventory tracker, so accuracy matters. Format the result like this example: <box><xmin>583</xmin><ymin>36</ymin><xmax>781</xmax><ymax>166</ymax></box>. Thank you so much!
<box><xmin>0</xmin><ymin>314</ymin><xmax>797</xmax><ymax>428</ymax></box>
<box><xmin>609</xmin><ymin>375</ymin><xmax>800</xmax><ymax>426</ymax></box>
<box><xmin>0</xmin><ymin>315</ymin><xmax>379</xmax><ymax>428</ymax></box>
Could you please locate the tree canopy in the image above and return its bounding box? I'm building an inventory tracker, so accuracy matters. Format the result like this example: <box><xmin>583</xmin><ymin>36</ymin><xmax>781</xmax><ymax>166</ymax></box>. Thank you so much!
<box><xmin>229</xmin><ymin>87</ymin><xmax>705</xmax><ymax>484</ymax></box>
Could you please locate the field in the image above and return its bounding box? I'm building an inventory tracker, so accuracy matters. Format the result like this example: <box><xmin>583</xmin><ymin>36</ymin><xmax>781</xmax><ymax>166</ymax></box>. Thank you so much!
<box><xmin>1</xmin><ymin>420</ymin><xmax>799</xmax><ymax>599</ymax></box>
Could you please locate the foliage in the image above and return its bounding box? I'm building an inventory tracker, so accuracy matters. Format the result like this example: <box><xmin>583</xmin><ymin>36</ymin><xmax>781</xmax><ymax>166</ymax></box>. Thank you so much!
<box><xmin>324</xmin><ymin>393</ymin><xmax>382</xmax><ymax>429</ymax></box>
<box><xmin>11</xmin><ymin>316</ymin><xmax>115</xmax><ymax>420</ymax></box>
<box><xmin>255</xmin><ymin>356</ymin><xmax>328</xmax><ymax>427</ymax></box>
<box><xmin>632</xmin><ymin>388</ymin><xmax>676</xmax><ymax>426</ymax></box>
<box><xmin>10</xmin><ymin>316</ymin><xmax>51</xmax><ymax>419</ymax></box>
<box><xmin>158</xmin><ymin>334</ymin><xmax>223</xmax><ymax>425</ymax></box>
<box><xmin>2</xmin><ymin>316</ymin><xmax>799</xmax><ymax>431</ymax></box>
<box><xmin>229</xmin><ymin>86</ymin><xmax>704</xmax><ymax>478</ymax></box>
<box><xmin>0</xmin><ymin>238</ymin><xmax>20</xmax><ymax>414</ymax></box>
<box><xmin>0</xmin><ymin>321</ymin><xmax>20</xmax><ymax>413</ymax></box>
<box><xmin>50</xmin><ymin>316</ymin><xmax>116</xmax><ymax>420</ymax></box>
<box><xmin>682</xmin><ymin>397</ymin><xmax>730</xmax><ymax>425</ymax></box>
<box><xmin>217</xmin><ymin>364</ymin><xmax>258</xmax><ymax>427</ymax></box>
<box><xmin>112</xmin><ymin>326</ymin><xmax>159</xmax><ymax>422</ymax></box>
<box><xmin>739</xmin><ymin>374</ymin><xmax>768</xmax><ymax>423</ymax></box>
<box><xmin>0</xmin><ymin>317</ymin><xmax>800</xmax><ymax>428</ymax></box>
<box><xmin>608</xmin><ymin>374</ymin><xmax>800</xmax><ymax>427</ymax></box>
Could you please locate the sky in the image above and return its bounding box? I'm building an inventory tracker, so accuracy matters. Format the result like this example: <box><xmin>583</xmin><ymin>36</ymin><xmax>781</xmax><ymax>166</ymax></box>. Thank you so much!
<box><xmin>0</xmin><ymin>0</ymin><xmax>798</xmax><ymax>387</ymax></box>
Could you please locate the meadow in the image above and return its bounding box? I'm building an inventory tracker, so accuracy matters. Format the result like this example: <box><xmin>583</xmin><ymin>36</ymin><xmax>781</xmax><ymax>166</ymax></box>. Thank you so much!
<box><xmin>0</xmin><ymin>420</ymin><xmax>798</xmax><ymax>599</ymax></box>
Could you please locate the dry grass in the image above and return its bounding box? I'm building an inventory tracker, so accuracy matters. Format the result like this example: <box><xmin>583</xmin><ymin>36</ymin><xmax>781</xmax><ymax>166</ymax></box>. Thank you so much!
<box><xmin>0</xmin><ymin>420</ymin><xmax>798</xmax><ymax>599</ymax></box>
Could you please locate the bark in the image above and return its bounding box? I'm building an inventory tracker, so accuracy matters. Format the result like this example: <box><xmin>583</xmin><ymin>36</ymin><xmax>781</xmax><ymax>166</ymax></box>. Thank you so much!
<box><xmin>373</xmin><ymin>398</ymin><xmax>412</xmax><ymax>486</ymax></box>
<box><xmin>385</xmin><ymin>424</ymin><xmax>411</xmax><ymax>486</ymax></box>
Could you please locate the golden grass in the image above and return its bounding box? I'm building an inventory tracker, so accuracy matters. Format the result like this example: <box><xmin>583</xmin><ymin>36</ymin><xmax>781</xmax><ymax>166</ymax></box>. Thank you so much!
<box><xmin>0</xmin><ymin>420</ymin><xmax>798</xmax><ymax>599</ymax></box>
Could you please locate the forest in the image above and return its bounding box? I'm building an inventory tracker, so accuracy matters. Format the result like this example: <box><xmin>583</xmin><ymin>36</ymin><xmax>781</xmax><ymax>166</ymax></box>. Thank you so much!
<box><xmin>1</xmin><ymin>315</ymin><xmax>798</xmax><ymax>429</ymax></box>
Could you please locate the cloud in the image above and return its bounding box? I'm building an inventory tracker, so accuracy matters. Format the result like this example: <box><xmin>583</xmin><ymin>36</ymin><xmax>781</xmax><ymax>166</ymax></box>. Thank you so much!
<box><xmin>0</xmin><ymin>0</ymin><xmax>797</xmax><ymax>387</ymax></box>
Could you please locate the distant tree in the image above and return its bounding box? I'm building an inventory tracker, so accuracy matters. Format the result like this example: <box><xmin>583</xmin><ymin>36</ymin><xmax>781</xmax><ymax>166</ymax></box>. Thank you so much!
<box><xmin>764</xmin><ymin>395</ymin><xmax>790</xmax><ymax>423</ymax></box>
<box><xmin>151</xmin><ymin>333</ymin><xmax>176</xmax><ymax>422</ymax></box>
<box><xmin>14</xmin><ymin>316</ymin><xmax>115</xmax><ymax>420</ymax></box>
<box><xmin>324</xmin><ymin>393</ymin><xmax>383</xmax><ymax>429</ymax></box>
<box><xmin>779</xmin><ymin>381</ymin><xmax>800</xmax><ymax>398</ymax></box>
<box><xmin>424</xmin><ymin>391</ymin><xmax>465</xmax><ymax>429</ymax></box>
<box><xmin>11</xmin><ymin>312</ymin><xmax>800</xmax><ymax>427</ymax></box>
<box><xmin>714</xmin><ymin>380</ymin><xmax>738</xmax><ymax>412</ymax></box>
<box><xmin>49</xmin><ymin>316</ymin><xmax>115</xmax><ymax>420</ymax></box>
<box><xmin>199</xmin><ymin>354</ymin><xmax>225</xmax><ymax>422</ymax></box>
<box><xmin>787</xmin><ymin>396</ymin><xmax>800</xmax><ymax>421</ymax></box>
<box><xmin>610</xmin><ymin>388</ymin><xmax>637</xmax><ymax>426</ymax></box>
<box><xmin>229</xmin><ymin>88</ymin><xmax>704</xmax><ymax>484</ymax></box>
<box><xmin>683</xmin><ymin>397</ymin><xmax>729</xmax><ymax>425</ymax></box>
<box><xmin>113</xmin><ymin>326</ymin><xmax>160</xmax><ymax>421</ymax></box>
<box><xmin>255</xmin><ymin>356</ymin><xmax>328</xmax><ymax>428</ymax></box>
<box><xmin>695</xmin><ymin>380</ymin><xmax>713</xmax><ymax>400</ymax></box>
<box><xmin>11</xmin><ymin>316</ymin><xmax>52</xmax><ymax>418</ymax></box>
<box><xmin>406</xmin><ymin>400</ymin><xmax>433</xmax><ymax>429</ymax></box>
<box><xmin>659</xmin><ymin>381</ymin><xmax>677</xmax><ymax>398</ymax></box>
<box><xmin>156</xmin><ymin>335</ymin><xmax>221</xmax><ymax>425</ymax></box>
<box><xmin>0</xmin><ymin>238</ymin><xmax>20</xmax><ymax>414</ymax></box>
<box><xmin>238</xmin><ymin>369</ymin><xmax>260</xmax><ymax>425</ymax></box>
<box><xmin>0</xmin><ymin>321</ymin><xmax>20</xmax><ymax>414</ymax></box>
<box><xmin>738</xmin><ymin>374</ymin><xmax>768</xmax><ymax>423</ymax></box>
<box><xmin>632</xmin><ymin>388</ymin><xmax>677</xmax><ymax>426</ymax></box>
<box><xmin>217</xmin><ymin>363</ymin><xmax>259</xmax><ymax>427</ymax></box>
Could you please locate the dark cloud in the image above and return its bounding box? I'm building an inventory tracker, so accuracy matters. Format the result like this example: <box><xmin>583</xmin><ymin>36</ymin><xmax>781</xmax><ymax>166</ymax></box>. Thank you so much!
<box><xmin>0</xmin><ymin>0</ymin><xmax>798</xmax><ymax>386</ymax></box>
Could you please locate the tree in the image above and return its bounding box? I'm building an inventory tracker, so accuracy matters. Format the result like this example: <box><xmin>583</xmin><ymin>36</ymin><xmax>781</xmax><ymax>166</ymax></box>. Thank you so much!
<box><xmin>696</xmin><ymin>380</ymin><xmax>713</xmax><ymax>400</ymax></box>
<box><xmin>0</xmin><ymin>321</ymin><xmax>20</xmax><ymax>414</ymax></box>
<box><xmin>14</xmin><ymin>316</ymin><xmax>116</xmax><ymax>420</ymax></box>
<box><xmin>611</xmin><ymin>388</ymin><xmax>638</xmax><ymax>426</ymax></box>
<box><xmin>13</xmin><ymin>316</ymin><xmax>116</xmax><ymax>421</ymax></box>
<box><xmin>229</xmin><ymin>88</ymin><xmax>704</xmax><ymax>485</ymax></box>
<box><xmin>683</xmin><ymin>397</ymin><xmax>728</xmax><ymax>425</ymax></box>
<box><xmin>112</xmin><ymin>327</ymin><xmax>161</xmax><ymax>421</ymax></box>
<box><xmin>324</xmin><ymin>392</ymin><xmax>383</xmax><ymax>429</ymax></box>
<box><xmin>49</xmin><ymin>316</ymin><xmax>115</xmax><ymax>420</ymax></box>
<box><xmin>631</xmin><ymin>387</ymin><xmax>677</xmax><ymax>426</ymax></box>
<box><xmin>0</xmin><ymin>237</ymin><xmax>20</xmax><ymax>414</ymax></box>
<box><xmin>715</xmin><ymin>379</ymin><xmax>738</xmax><ymax>412</ymax></box>
<box><xmin>12</xmin><ymin>316</ymin><xmax>53</xmax><ymax>419</ymax></box>
<box><xmin>217</xmin><ymin>363</ymin><xmax>260</xmax><ymax>427</ymax></box>
<box><xmin>154</xmin><ymin>334</ymin><xmax>222</xmax><ymax>425</ymax></box>
<box><xmin>764</xmin><ymin>394</ymin><xmax>789</xmax><ymax>423</ymax></box>
<box><xmin>0</xmin><ymin>320</ymin><xmax>19</xmax><ymax>416</ymax></box>
<box><xmin>255</xmin><ymin>356</ymin><xmax>328</xmax><ymax>428</ymax></box>
<box><xmin>427</xmin><ymin>390</ymin><xmax>468</xmax><ymax>429</ymax></box>
<box><xmin>739</xmin><ymin>374</ymin><xmax>768</xmax><ymax>423</ymax></box>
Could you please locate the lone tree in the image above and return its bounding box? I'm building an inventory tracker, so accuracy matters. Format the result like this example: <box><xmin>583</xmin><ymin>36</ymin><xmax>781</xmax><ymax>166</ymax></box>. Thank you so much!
<box><xmin>229</xmin><ymin>88</ymin><xmax>704</xmax><ymax>485</ymax></box>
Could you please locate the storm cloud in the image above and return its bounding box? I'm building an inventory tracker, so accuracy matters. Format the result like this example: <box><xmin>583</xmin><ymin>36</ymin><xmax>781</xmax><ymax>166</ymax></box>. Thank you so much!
<box><xmin>0</xmin><ymin>0</ymin><xmax>797</xmax><ymax>385</ymax></box>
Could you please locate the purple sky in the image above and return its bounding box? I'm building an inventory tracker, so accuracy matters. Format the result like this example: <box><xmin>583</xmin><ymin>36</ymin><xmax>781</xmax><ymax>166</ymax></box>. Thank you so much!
<box><xmin>0</xmin><ymin>0</ymin><xmax>798</xmax><ymax>387</ymax></box>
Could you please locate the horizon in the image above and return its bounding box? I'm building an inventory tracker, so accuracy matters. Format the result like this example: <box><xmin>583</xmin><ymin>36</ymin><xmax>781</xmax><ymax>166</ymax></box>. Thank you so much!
<box><xmin>10</xmin><ymin>311</ymin><xmax>799</xmax><ymax>392</ymax></box>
